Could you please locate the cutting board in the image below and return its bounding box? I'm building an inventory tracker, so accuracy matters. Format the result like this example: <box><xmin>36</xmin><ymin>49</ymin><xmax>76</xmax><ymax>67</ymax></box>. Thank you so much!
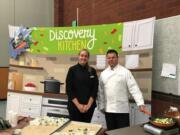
<box><xmin>21</xmin><ymin>125</ymin><xmax>59</xmax><ymax>135</ymax></box>
<box><xmin>53</xmin><ymin>121</ymin><xmax>102</xmax><ymax>135</ymax></box>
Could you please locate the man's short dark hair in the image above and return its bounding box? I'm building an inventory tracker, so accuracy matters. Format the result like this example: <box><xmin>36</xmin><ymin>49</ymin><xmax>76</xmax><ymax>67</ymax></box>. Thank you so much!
<box><xmin>106</xmin><ymin>49</ymin><xmax>118</xmax><ymax>57</ymax></box>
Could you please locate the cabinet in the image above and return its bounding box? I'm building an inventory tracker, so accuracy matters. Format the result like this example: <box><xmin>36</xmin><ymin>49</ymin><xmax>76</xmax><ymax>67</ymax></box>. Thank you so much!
<box><xmin>130</xmin><ymin>103</ymin><xmax>151</xmax><ymax>126</ymax></box>
<box><xmin>122</xmin><ymin>17</ymin><xmax>155</xmax><ymax>51</ymax></box>
<box><xmin>6</xmin><ymin>92</ymin><xmax>42</xmax><ymax>119</ymax></box>
<box><xmin>6</xmin><ymin>92</ymin><xmax>21</xmax><ymax>119</ymax></box>
<box><xmin>19</xmin><ymin>94</ymin><xmax>42</xmax><ymax>118</ymax></box>
<box><xmin>91</xmin><ymin>108</ymin><xmax>107</xmax><ymax>128</ymax></box>
<box><xmin>91</xmin><ymin>104</ymin><xmax>150</xmax><ymax>127</ymax></box>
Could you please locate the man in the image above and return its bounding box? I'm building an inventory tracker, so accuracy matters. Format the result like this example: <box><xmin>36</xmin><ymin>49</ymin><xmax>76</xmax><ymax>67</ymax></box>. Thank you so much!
<box><xmin>97</xmin><ymin>49</ymin><xmax>150</xmax><ymax>130</ymax></box>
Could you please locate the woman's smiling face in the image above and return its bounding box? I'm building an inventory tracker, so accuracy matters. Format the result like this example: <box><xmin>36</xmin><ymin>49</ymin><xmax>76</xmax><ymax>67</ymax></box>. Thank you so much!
<box><xmin>78</xmin><ymin>50</ymin><xmax>89</xmax><ymax>66</ymax></box>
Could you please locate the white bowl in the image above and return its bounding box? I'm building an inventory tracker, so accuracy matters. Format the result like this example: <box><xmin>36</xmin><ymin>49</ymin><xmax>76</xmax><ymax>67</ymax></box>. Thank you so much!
<box><xmin>24</xmin><ymin>86</ymin><xmax>36</xmax><ymax>91</ymax></box>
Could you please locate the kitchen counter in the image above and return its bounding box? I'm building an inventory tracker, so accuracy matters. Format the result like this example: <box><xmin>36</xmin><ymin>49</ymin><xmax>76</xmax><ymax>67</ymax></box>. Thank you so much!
<box><xmin>105</xmin><ymin>125</ymin><xmax>180</xmax><ymax>135</ymax></box>
<box><xmin>8</xmin><ymin>89</ymin><xmax>67</xmax><ymax>99</ymax></box>
<box><xmin>8</xmin><ymin>90</ymin><xmax>151</xmax><ymax>104</ymax></box>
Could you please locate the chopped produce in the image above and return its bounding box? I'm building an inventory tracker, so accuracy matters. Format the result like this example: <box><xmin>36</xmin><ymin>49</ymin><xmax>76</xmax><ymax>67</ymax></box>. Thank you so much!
<box><xmin>30</xmin><ymin>116</ymin><xmax>69</xmax><ymax>126</ymax></box>
<box><xmin>153</xmin><ymin>118</ymin><xmax>174</xmax><ymax>124</ymax></box>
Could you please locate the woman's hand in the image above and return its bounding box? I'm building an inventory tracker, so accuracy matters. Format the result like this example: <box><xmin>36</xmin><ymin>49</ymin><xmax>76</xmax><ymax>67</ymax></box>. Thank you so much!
<box><xmin>77</xmin><ymin>103</ymin><xmax>85</xmax><ymax>113</ymax></box>
<box><xmin>72</xmin><ymin>98</ymin><xmax>85</xmax><ymax>113</ymax></box>
<box><xmin>83</xmin><ymin>104</ymin><xmax>91</xmax><ymax>112</ymax></box>
<box><xmin>72</xmin><ymin>97</ymin><xmax>94</xmax><ymax>113</ymax></box>
<box><xmin>83</xmin><ymin>97</ymin><xmax>94</xmax><ymax>112</ymax></box>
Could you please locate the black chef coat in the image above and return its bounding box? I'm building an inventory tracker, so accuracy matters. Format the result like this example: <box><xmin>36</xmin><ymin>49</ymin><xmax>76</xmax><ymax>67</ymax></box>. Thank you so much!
<box><xmin>66</xmin><ymin>63</ymin><xmax>98</xmax><ymax>110</ymax></box>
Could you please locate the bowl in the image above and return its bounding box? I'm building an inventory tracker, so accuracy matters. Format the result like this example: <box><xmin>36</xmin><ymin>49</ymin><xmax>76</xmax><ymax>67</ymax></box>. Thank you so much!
<box><xmin>150</xmin><ymin>117</ymin><xmax>176</xmax><ymax>128</ymax></box>
<box><xmin>24</xmin><ymin>86</ymin><xmax>36</xmax><ymax>91</ymax></box>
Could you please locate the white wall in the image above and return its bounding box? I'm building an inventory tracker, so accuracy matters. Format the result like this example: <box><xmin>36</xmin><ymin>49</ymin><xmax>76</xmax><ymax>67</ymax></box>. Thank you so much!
<box><xmin>152</xmin><ymin>15</ymin><xmax>180</xmax><ymax>96</ymax></box>
<box><xmin>0</xmin><ymin>0</ymin><xmax>54</xmax><ymax>66</ymax></box>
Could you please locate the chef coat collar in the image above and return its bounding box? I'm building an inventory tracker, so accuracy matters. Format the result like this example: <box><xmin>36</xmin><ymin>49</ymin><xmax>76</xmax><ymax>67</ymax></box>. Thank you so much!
<box><xmin>108</xmin><ymin>64</ymin><xmax>119</xmax><ymax>71</ymax></box>
<box><xmin>77</xmin><ymin>63</ymin><xmax>88</xmax><ymax>69</ymax></box>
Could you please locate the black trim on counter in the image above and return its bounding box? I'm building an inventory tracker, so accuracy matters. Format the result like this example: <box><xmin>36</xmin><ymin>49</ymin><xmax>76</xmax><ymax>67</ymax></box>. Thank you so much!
<box><xmin>47</xmin><ymin>113</ymin><xmax>69</xmax><ymax>118</ymax></box>
<box><xmin>48</xmin><ymin>100</ymin><xmax>68</xmax><ymax>105</ymax></box>
<box><xmin>152</xmin><ymin>90</ymin><xmax>180</xmax><ymax>105</ymax></box>
<box><xmin>42</xmin><ymin>105</ymin><xmax>67</xmax><ymax>109</ymax></box>
<box><xmin>129</xmin><ymin>99</ymin><xmax>151</xmax><ymax>104</ymax></box>
<box><xmin>0</xmin><ymin>98</ymin><xmax>7</xmax><ymax>101</ymax></box>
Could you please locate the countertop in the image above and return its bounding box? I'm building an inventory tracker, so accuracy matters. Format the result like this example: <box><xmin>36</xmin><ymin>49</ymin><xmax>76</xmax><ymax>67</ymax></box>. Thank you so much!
<box><xmin>8</xmin><ymin>89</ymin><xmax>67</xmax><ymax>99</ymax></box>
<box><xmin>8</xmin><ymin>90</ymin><xmax>151</xmax><ymax>104</ymax></box>
<box><xmin>105</xmin><ymin>125</ymin><xmax>180</xmax><ymax>135</ymax></box>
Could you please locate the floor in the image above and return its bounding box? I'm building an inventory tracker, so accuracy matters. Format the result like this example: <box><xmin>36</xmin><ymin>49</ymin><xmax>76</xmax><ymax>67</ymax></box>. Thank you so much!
<box><xmin>0</xmin><ymin>100</ymin><xmax>7</xmax><ymax>119</ymax></box>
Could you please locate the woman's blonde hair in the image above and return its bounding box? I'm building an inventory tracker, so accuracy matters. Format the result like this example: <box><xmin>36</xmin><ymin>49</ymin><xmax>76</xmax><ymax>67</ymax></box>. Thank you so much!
<box><xmin>78</xmin><ymin>49</ymin><xmax>90</xmax><ymax>58</ymax></box>
<box><xmin>78</xmin><ymin>49</ymin><xmax>92</xmax><ymax>73</ymax></box>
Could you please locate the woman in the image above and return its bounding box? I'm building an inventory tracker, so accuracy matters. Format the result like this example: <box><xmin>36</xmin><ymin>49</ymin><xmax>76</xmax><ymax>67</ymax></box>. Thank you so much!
<box><xmin>66</xmin><ymin>49</ymin><xmax>98</xmax><ymax>122</ymax></box>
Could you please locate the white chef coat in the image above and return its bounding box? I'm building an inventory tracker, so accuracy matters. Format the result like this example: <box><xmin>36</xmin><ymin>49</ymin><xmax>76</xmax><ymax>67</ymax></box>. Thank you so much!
<box><xmin>97</xmin><ymin>64</ymin><xmax>144</xmax><ymax>113</ymax></box>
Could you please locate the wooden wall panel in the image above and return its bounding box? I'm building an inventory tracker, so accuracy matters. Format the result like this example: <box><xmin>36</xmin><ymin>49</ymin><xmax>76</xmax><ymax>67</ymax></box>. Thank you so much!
<box><xmin>0</xmin><ymin>67</ymin><xmax>9</xmax><ymax>99</ymax></box>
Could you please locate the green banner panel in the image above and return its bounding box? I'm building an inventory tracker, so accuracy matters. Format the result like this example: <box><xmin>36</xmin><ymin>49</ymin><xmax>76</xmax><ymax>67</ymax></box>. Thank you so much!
<box><xmin>30</xmin><ymin>23</ymin><xmax>123</xmax><ymax>55</ymax></box>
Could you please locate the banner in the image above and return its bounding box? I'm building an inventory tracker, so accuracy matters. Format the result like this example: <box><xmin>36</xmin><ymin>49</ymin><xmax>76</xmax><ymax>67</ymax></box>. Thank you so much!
<box><xmin>30</xmin><ymin>23</ymin><xmax>123</xmax><ymax>55</ymax></box>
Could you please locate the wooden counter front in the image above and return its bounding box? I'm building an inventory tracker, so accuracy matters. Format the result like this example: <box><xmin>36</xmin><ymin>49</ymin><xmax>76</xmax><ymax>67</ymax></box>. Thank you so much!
<box><xmin>0</xmin><ymin>67</ymin><xmax>9</xmax><ymax>99</ymax></box>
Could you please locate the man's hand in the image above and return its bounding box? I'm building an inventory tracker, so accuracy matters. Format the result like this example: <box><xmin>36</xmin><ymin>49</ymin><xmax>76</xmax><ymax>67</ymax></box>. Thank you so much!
<box><xmin>139</xmin><ymin>105</ymin><xmax>151</xmax><ymax>116</ymax></box>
